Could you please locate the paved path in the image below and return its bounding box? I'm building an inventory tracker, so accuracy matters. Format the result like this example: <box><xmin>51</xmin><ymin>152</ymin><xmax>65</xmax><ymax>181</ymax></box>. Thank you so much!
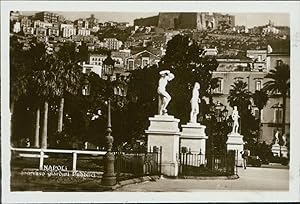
<box><xmin>115</xmin><ymin>167</ymin><xmax>289</xmax><ymax>191</ymax></box>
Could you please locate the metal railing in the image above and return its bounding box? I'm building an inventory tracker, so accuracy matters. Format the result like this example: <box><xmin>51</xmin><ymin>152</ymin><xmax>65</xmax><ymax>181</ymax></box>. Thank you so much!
<box><xmin>179</xmin><ymin>150</ymin><xmax>237</xmax><ymax>176</ymax></box>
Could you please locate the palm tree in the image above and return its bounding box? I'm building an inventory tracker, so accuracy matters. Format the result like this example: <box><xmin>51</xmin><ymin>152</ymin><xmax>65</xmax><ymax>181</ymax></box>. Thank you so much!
<box><xmin>252</xmin><ymin>90</ymin><xmax>269</xmax><ymax>141</ymax></box>
<box><xmin>55</xmin><ymin>43</ymin><xmax>82</xmax><ymax>133</ymax></box>
<box><xmin>33</xmin><ymin>57</ymin><xmax>61</xmax><ymax>149</ymax></box>
<box><xmin>55</xmin><ymin>60</ymin><xmax>82</xmax><ymax>133</ymax></box>
<box><xmin>263</xmin><ymin>63</ymin><xmax>290</xmax><ymax>134</ymax></box>
<box><xmin>227</xmin><ymin>80</ymin><xmax>252</xmax><ymax>134</ymax></box>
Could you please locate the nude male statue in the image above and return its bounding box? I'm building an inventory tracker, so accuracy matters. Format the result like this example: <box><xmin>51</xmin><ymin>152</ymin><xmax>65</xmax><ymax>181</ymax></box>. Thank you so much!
<box><xmin>231</xmin><ymin>106</ymin><xmax>240</xmax><ymax>134</ymax></box>
<box><xmin>190</xmin><ymin>82</ymin><xmax>201</xmax><ymax>123</ymax></box>
<box><xmin>157</xmin><ymin>70</ymin><xmax>175</xmax><ymax>115</ymax></box>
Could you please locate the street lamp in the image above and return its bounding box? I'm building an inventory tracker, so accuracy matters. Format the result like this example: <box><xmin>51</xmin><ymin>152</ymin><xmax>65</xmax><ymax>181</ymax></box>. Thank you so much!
<box><xmin>103</xmin><ymin>53</ymin><xmax>115</xmax><ymax>81</ymax></box>
<box><xmin>101</xmin><ymin>99</ymin><xmax>117</xmax><ymax>186</ymax></box>
<box><xmin>82</xmin><ymin>75</ymin><xmax>90</xmax><ymax>96</ymax></box>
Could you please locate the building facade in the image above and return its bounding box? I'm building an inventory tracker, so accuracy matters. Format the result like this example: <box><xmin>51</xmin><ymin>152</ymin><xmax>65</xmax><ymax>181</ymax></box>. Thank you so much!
<box><xmin>125</xmin><ymin>50</ymin><xmax>160</xmax><ymax>70</ymax></box>
<box><xmin>212</xmin><ymin>49</ymin><xmax>290</xmax><ymax>144</ymax></box>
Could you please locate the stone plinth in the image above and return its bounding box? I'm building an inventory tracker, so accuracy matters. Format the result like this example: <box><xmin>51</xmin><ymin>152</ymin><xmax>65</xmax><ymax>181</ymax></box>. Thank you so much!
<box><xmin>180</xmin><ymin>123</ymin><xmax>207</xmax><ymax>156</ymax></box>
<box><xmin>226</xmin><ymin>132</ymin><xmax>244</xmax><ymax>166</ymax></box>
<box><xmin>280</xmin><ymin>146</ymin><xmax>288</xmax><ymax>158</ymax></box>
<box><xmin>271</xmin><ymin>144</ymin><xmax>281</xmax><ymax>157</ymax></box>
<box><xmin>146</xmin><ymin>115</ymin><xmax>180</xmax><ymax>177</ymax></box>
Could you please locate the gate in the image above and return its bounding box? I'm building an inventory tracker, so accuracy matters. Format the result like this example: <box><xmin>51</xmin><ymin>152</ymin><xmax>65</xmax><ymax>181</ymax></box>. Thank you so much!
<box><xmin>179</xmin><ymin>150</ymin><xmax>237</xmax><ymax>176</ymax></box>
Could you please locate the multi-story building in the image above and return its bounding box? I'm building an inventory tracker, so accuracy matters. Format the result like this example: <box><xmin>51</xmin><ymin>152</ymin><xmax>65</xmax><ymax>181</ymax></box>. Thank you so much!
<box><xmin>60</xmin><ymin>23</ymin><xmax>74</xmax><ymax>31</ymax></box>
<box><xmin>35</xmin><ymin>11</ymin><xmax>59</xmax><ymax>23</ymax></box>
<box><xmin>82</xmin><ymin>62</ymin><xmax>103</xmax><ymax>78</ymax></box>
<box><xmin>23</xmin><ymin>26</ymin><xmax>34</xmax><ymax>35</ymax></box>
<box><xmin>35</xmin><ymin>27</ymin><xmax>47</xmax><ymax>36</ymax></box>
<box><xmin>125</xmin><ymin>50</ymin><xmax>160</xmax><ymax>70</ymax></box>
<box><xmin>266</xmin><ymin>45</ymin><xmax>290</xmax><ymax>71</ymax></box>
<box><xmin>89</xmin><ymin>54</ymin><xmax>107</xmax><ymax>66</ymax></box>
<box><xmin>74</xmin><ymin>19</ymin><xmax>89</xmax><ymax>29</ymax></box>
<box><xmin>86</xmin><ymin>14</ymin><xmax>98</xmax><ymax>28</ymax></box>
<box><xmin>246</xmin><ymin>50</ymin><xmax>267</xmax><ymax>71</ymax></box>
<box><xmin>111</xmin><ymin>49</ymin><xmax>131</xmax><ymax>68</ymax></box>
<box><xmin>103</xmin><ymin>38</ymin><xmax>123</xmax><ymax>50</ymax></box>
<box><xmin>211</xmin><ymin>47</ymin><xmax>290</xmax><ymax>144</ymax></box>
<box><xmin>77</xmin><ymin>28</ymin><xmax>91</xmax><ymax>36</ymax></box>
<box><xmin>20</xmin><ymin>16</ymin><xmax>32</xmax><ymax>28</ymax></box>
<box><xmin>48</xmin><ymin>27</ymin><xmax>60</xmax><ymax>37</ymax></box>
<box><xmin>13</xmin><ymin>22</ymin><xmax>21</xmax><ymax>33</ymax></box>
<box><xmin>116</xmin><ymin>22</ymin><xmax>130</xmax><ymax>30</ymax></box>
<box><xmin>33</xmin><ymin>20</ymin><xmax>53</xmax><ymax>29</ymax></box>
<box><xmin>62</xmin><ymin>27</ymin><xmax>76</xmax><ymax>38</ymax></box>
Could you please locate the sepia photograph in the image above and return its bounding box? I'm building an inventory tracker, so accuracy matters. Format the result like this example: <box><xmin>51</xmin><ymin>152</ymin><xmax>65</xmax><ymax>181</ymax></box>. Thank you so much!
<box><xmin>1</xmin><ymin>1</ymin><xmax>300</xmax><ymax>203</ymax></box>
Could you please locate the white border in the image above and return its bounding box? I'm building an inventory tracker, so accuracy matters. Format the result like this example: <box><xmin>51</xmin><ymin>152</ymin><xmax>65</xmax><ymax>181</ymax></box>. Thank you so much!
<box><xmin>1</xmin><ymin>1</ymin><xmax>300</xmax><ymax>203</ymax></box>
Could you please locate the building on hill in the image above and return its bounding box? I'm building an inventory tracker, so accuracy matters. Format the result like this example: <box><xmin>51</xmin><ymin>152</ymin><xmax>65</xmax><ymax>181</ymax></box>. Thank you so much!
<box><xmin>35</xmin><ymin>11</ymin><xmax>59</xmax><ymax>23</ymax></box>
<box><xmin>124</xmin><ymin>50</ymin><xmax>160</xmax><ymax>70</ymax></box>
<box><xmin>134</xmin><ymin>12</ymin><xmax>235</xmax><ymax>31</ymax></box>
<box><xmin>134</xmin><ymin>15</ymin><xmax>159</xmax><ymax>27</ymax></box>
<box><xmin>86</xmin><ymin>14</ymin><xmax>98</xmax><ymax>28</ymax></box>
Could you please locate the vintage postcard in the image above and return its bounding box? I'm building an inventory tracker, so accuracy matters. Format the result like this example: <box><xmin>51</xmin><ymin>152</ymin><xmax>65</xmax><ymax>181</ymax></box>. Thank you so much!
<box><xmin>1</xmin><ymin>1</ymin><xmax>300</xmax><ymax>203</ymax></box>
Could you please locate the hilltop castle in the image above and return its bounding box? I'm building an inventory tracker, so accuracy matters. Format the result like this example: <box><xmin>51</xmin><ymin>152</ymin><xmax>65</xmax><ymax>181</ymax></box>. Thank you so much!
<box><xmin>134</xmin><ymin>12</ymin><xmax>235</xmax><ymax>31</ymax></box>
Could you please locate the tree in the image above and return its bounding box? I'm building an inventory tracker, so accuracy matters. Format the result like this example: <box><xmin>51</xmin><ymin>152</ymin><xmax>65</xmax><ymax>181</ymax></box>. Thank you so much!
<box><xmin>263</xmin><ymin>64</ymin><xmax>290</xmax><ymax>134</ymax></box>
<box><xmin>159</xmin><ymin>34</ymin><xmax>219</xmax><ymax>123</ymax></box>
<box><xmin>55</xmin><ymin>43</ymin><xmax>82</xmax><ymax>133</ymax></box>
<box><xmin>32</xmin><ymin>55</ymin><xmax>61</xmax><ymax>149</ymax></box>
<box><xmin>227</xmin><ymin>80</ymin><xmax>252</xmax><ymax>134</ymax></box>
<box><xmin>252</xmin><ymin>90</ymin><xmax>269</xmax><ymax>141</ymax></box>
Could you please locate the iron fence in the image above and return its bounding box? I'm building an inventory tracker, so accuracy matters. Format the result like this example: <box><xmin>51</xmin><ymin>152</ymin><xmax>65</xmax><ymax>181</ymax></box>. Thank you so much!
<box><xmin>179</xmin><ymin>150</ymin><xmax>237</xmax><ymax>176</ymax></box>
<box><xmin>114</xmin><ymin>146</ymin><xmax>162</xmax><ymax>180</ymax></box>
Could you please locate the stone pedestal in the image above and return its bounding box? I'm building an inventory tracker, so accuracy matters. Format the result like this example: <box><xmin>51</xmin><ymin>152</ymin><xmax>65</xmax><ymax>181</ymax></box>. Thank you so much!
<box><xmin>180</xmin><ymin>123</ymin><xmax>208</xmax><ymax>156</ymax></box>
<box><xmin>280</xmin><ymin>146</ymin><xmax>288</xmax><ymax>158</ymax></box>
<box><xmin>226</xmin><ymin>132</ymin><xmax>244</xmax><ymax>166</ymax></box>
<box><xmin>271</xmin><ymin>144</ymin><xmax>280</xmax><ymax>157</ymax></box>
<box><xmin>146</xmin><ymin>115</ymin><xmax>180</xmax><ymax>177</ymax></box>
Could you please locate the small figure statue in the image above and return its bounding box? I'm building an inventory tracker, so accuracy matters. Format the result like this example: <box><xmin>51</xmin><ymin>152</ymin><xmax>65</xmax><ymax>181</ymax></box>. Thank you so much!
<box><xmin>274</xmin><ymin>130</ymin><xmax>280</xmax><ymax>145</ymax></box>
<box><xmin>282</xmin><ymin>134</ymin><xmax>287</xmax><ymax>146</ymax></box>
<box><xmin>190</xmin><ymin>82</ymin><xmax>201</xmax><ymax>123</ymax></box>
<box><xmin>231</xmin><ymin>106</ymin><xmax>240</xmax><ymax>134</ymax></box>
<box><xmin>157</xmin><ymin>70</ymin><xmax>175</xmax><ymax>115</ymax></box>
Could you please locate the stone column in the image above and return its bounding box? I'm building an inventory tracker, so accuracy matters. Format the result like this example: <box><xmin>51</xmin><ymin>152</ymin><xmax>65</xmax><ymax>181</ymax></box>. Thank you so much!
<box><xmin>146</xmin><ymin>115</ymin><xmax>180</xmax><ymax>177</ymax></box>
<box><xmin>226</xmin><ymin>132</ymin><xmax>244</xmax><ymax>166</ymax></box>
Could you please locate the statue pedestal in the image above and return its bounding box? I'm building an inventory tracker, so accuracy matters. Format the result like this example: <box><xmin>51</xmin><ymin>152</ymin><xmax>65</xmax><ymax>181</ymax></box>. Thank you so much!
<box><xmin>271</xmin><ymin>144</ymin><xmax>281</xmax><ymax>157</ymax></box>
<box><xmin>146</xmin><ymin>115</ymin><xmax>180</xmax><ymax>177</ymax></box>
<box><xmin>226</xmin><ymin>132</ymin><xmax>244</xmax><ymax>166</ymax></box>
<box><xmin>180</xmin><ymin>123</ymin><xmax>207</xmax><ymax>156</ymax></box>
<box><xmin>280</xmin><ymin>146</ymin><xmax>288</xmax><ymax>158</ymax></box>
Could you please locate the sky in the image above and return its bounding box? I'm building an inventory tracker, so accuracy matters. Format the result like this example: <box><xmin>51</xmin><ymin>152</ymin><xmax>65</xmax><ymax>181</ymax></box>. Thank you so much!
<box><xmin>21</xmin><ymin>11</ymin><xmax>290</xmax><ymax>28</ymax></box>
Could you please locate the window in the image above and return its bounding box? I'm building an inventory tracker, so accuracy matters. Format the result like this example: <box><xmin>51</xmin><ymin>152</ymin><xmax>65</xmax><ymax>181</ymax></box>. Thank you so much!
<box><xmin>253</xmin><ymin>107</ymin><xmax>260</xmax><ymax>120</ymax></box>
<box><xmin>214</xmin><ymin>78</ymin><xmax>223</xmax><ymax>94</ymax></box>
<box><xmin>255</xmin><ymin>80</ymin><xmax>262</xmax><ymax>91</ymax></box>
<box><xmin>128</xmin><ymin>59</ymin><xmax>134</xmax><ymax>70</ymax></box>
<box><xmin>274</xmin><ymin>108</ymin><xmax>283</xmax><ymax>123</ymax></box>
<box><xmin>142</xmin><ymin>57</ymin><xmax>149</xmax><ymax>68</ymax></box>
<box><xmin>258</xmin><ymin>55</ymin><xmax>262</xmax><ymax>61</ymax></box>
<box><xmin>276</xmin><ymin>59</ymin><xmax>283</xmax><ymax>67</ymax></box>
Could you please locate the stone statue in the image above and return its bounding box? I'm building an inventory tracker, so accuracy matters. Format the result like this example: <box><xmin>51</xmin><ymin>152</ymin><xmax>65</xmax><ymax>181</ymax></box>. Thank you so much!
<box><xmin>231</xmin><ymin>106</ymin><xmax>240</xmax><ymax>134</ymax></box>
<box><xmin>190</xmin><ymin>82</ymin><xmax>201</xmax><ymax>123</ymax></box>
<box><xmin>282</xmin><ymin>134</ymin><xmax>287</xmax><ymax>146</ymax></box>
<box><xmin>275</xmin><ymin>131</ymin><xmax>280</xmax><ymax>144</ymax></box>
<box><xmin>157</xmin><ymin>70</ymin><xmax>175</xmax><ymax>115</ymax></box>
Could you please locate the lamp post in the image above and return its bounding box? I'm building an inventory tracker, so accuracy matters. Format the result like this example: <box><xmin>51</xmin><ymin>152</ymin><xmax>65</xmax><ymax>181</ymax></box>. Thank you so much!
<box><xmin>101</xmin><ymin>99</ymin><xmax>117</xmax><ymax>186</ymax></box>
<box><xmin>101</xmin><ymin>54</ymin><xmax>117</xmax><ymax>186</ymax></box>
